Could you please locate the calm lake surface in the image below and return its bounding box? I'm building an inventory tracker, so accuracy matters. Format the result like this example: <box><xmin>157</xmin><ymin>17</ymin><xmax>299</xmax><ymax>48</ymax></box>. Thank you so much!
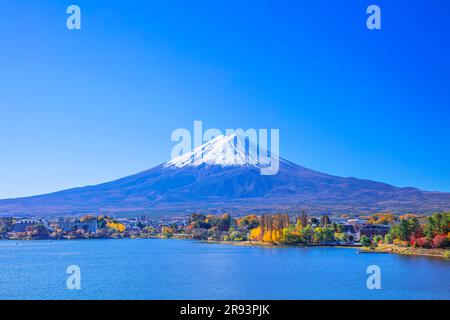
<box><xmin>0</xmin><ymin>239</ymin><xmax>448</xmax><ymax>300</ymax></box>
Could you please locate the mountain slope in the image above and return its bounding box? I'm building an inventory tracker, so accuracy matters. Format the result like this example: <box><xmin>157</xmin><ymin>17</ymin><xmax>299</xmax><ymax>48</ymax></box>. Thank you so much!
<box><xmin>1</xmin><ymin>135</ymin><xmax>449</xmax><ymax>216</ymax></box>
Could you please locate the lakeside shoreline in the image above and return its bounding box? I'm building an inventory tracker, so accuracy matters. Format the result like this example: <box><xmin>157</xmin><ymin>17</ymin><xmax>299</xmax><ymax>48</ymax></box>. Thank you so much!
<box><xmin>205</xmin><ymin>240</ymin><xmax>450</xmax><ymax>259</ymax></box>
<box><xmin>203</xmin><ymin>240</ymin><xmax>362</xmax><ymax>249</ymax></box>
<box><xmin>3</xmin><ymin>236</ymin><xmax>449</xmax><ymax>259</ymax></box>
<box><xmin>359</xmin><ymin>243</ymin><xmax>450</xmax><ymax>259</ymax></box>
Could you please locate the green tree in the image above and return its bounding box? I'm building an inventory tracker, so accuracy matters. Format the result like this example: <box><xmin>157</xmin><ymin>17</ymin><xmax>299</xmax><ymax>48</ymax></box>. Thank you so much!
<box><xmin>313</xmin><ymin>227</ymin><xmax>326</xmax><ymax>243</ymax></box>
<box><xmin>441</xmin><ymin>212</ymin><xmax>450</xmax><ymax>234</ymax></box>
<box><xmin>373</xmin><ymin>235</ymin><xmax>383</xmax><ymax>244</ymax></box>
<box><xmin>384</xmin><ymin>234</ymin><xmax>393</xmax><ymax>244</ymax></box>
<box><xmin>360</xmin><ymin>235</ymin><xmax>371</xmax><ymax>247</ymax></box>
<box><xmin>408</xmin><ymin>217</ymin><xmax>422</xmax><ymax>237</ymax></box>
<box><xmin>388</xmin><ymin>224</ymin><xmax>401</xmax><ymax>240</ymax></box>
<box><xmin>281</xmin><ymin>226</ymin><xmax>300</xmax><ymax>244</ymax></box>
<box><xmin>398</xmin><ymin>219</ymin><xmax>411</xmax><ymax>241</ymax></box>
<box><xmin>424</xmin><ymin>216</ymin><xmax>435</xmax><ymax>239</ymax></box>
<box><xmin>136</xmin><ymin>221</ymin><xmax>145</xmax><ymax>229</ymax></box>
<box><xmin>433</xmin><ymin>213</ymin><xmax>443</xmax><ymax>234</ymax></box>
<box><xmin>299</xmin><ymin>225</ymin><xmax>314</xmax><ymax>244</ymax></box>
<box><xmin>333</xmin><ymin>223</ymin><xmax>344</xmax><ymax>233</ymax></box>
<box><xmin>334</xmin><ymin>232</ymin><xmax>347</xmax><ymax>242</ymax></box>
<box><xmin>324</xmin><ymin>227</ymin><xmax>335</xmax><ymax>242</ymax></box>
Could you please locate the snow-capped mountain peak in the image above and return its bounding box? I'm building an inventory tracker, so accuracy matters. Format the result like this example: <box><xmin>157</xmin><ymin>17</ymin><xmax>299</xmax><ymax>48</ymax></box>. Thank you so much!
<box><xmin>165</xmin><ymin>134</ymin><xmax>277</xmax><ymax>168</ymax></box>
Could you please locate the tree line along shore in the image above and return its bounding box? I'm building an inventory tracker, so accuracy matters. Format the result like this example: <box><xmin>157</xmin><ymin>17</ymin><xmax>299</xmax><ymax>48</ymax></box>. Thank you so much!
<box><xmin>1</xmin><ymin>212</ymin><xmax>449</xmax><ymax>259</ymax></box>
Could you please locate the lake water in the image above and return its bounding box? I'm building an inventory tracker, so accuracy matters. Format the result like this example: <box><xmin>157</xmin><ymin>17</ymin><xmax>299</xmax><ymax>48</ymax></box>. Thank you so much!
<box><xmin>0</xmin><ymin>239</ymin><xmax>448</xmax><ymax>300</ymax></box>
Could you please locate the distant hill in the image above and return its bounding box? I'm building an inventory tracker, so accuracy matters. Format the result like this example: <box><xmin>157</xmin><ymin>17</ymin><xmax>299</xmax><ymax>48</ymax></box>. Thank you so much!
<box><xmin>1</xmin><ymin>134</ymin><xmax>449</xmax><ymax>216</ymax></box>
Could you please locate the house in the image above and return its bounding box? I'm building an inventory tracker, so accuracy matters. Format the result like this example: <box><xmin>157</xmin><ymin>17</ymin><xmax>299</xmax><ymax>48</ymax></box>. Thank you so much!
<box><xmin>342</xmin><ymin>224</ymin><xmax>360</xmax><ymax>241</ymax></box>
<box><xmin>347</xmin><ymin>218</ymin><xmax>363</xmax><ymax>227</ymax></box>
<box><xmin>58</xmin><ymin>219</ymin><xmax>98</xmax><ymax>233</ymax></box>
<box><xmin>360</xmin><ymin>224</ymin><xmax>390</xmax><ymax>238</ymax></box>
<box><xmin>116</xmin><ymin>218</ymin><xmax>140</xmax><ymax>229</ymax></box>
<box><xmin>13</xmin><ymin>219</ymin><xmax>40</xmax><ymax>232</ymax></box>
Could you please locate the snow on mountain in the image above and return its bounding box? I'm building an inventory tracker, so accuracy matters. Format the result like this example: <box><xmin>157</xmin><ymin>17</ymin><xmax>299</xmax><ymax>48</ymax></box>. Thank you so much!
<box><xmin>165</xmin><ymin>134</ymin><xmax>277</xmax><ymax>168</ymax></box>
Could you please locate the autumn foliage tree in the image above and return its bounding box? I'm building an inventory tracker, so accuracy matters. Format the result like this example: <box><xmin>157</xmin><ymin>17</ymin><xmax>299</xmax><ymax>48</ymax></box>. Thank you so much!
<box><xmin>366</xmin><ymin>213</ymin><xmax>396</xmax><ymax>225</ymax></box>
<box><xmin>249</xmin><ymin>214</ymin><xmax>289</xmax><ymax>243</ymax></box>
<box><xmin>107</xmin><ymin>221</ymin><xmax>126</xmax><ymax>233</ymax></box>
<box><xmin>387</xmin><ymin>212</ymin><xmax>449</xmax><ymax>249</ymax></box>
<box><xmin>236</xmin><ymin>215</ymin><xmax>259</xmax><ymax>230</ymax></box>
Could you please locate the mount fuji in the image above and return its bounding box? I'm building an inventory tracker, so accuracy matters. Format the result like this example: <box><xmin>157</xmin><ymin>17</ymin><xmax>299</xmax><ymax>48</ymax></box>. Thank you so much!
<box><xmin>1</xmin><ymin>134</ymin><xmax>449</xmax><ymax>216</ymax></box>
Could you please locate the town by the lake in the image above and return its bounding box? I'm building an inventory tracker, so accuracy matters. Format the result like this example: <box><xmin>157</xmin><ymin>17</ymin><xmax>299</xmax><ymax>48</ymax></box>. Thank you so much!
<box><xmin>1</xmin><ymin>211</ymin><xmax>449</xmax><ymax>259</ymax></box>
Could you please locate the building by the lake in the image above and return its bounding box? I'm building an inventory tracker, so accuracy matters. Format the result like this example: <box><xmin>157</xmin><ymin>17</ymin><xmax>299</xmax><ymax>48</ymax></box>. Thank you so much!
<box><xmin>58</xmin><ymin>219</ymin><xmax>98</xmax><ymax>233</ymax></box>
<box><xmin>12</xmin><ymin>219</ymin><xmax>41</xmax><ymax>232</ymax></box>
<box><xmin>360</xmin><ymin>224</ymin><xmax>390</xmax><ymax>238</ymax></box>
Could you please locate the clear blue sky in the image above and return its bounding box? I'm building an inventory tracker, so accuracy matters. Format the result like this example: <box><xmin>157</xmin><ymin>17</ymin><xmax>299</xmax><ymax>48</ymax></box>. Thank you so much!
<box><xmin>1</xmin><ymin>0</ymin><xmax>449</xmax><ymax>199</ymax></box>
